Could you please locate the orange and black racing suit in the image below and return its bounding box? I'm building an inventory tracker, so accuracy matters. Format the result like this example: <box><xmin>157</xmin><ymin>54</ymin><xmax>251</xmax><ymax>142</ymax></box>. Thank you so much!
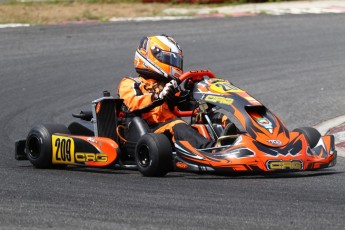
<box><xmin>117</xmin><ymin>76</ymin><xmax>215</xmax><ymax>149</ymax></box>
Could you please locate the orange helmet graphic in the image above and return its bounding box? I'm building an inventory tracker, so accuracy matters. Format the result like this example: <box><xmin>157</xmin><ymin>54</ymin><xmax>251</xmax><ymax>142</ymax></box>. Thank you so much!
<box><xmin>134</xmin><ymin>35</ymin><xmax>183</xmax><ymax>82</ymax></box>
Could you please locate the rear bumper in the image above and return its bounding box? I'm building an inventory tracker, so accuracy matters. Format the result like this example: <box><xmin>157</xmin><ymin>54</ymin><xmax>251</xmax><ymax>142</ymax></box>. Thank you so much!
<box><xmin>15</xmin><ymin>140</ymin><xmax>27</xmax><ymax>160</ymax></box>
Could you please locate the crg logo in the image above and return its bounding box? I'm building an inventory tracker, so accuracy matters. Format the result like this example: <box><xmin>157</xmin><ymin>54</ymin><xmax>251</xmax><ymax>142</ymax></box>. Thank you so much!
<box><xmin>266</xmin><ymin>160</ymin><xmax>303</xmax><ymax>170</ymax></box>
<box><xmin>75</xmin><ymin>153</ymin><xmax>108</xmax><ymax>163</ymax></box>
<box><xmin>267</xmin><ymin>139</ymin><xmax>282</xmax><ymax>145</ymax></box>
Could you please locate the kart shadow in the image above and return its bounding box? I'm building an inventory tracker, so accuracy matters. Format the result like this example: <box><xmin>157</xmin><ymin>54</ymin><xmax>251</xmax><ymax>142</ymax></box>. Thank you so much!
<box><xmin>18</xmin><ymin>165</ymin><xmax>343</xmax><ymax>178</ymax></box>
<box><xmin>169</xmin><ymin>169</ymin><xmax>343</xmax><ymax>180</ymax></box>
<box><xmin>64</xmin><ymin>166</ymin><xmax>135</xmax><ymax>175</ymax></box>
<box><xmin>18</xmin><ymin>165</ymin><xmax>134</xmax><ymax>175</ymax></box>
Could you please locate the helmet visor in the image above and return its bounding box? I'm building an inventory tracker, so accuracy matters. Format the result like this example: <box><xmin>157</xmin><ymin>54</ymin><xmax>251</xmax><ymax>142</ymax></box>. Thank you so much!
<box><xmin>153</xmin><ymin>50</ymin><xmax>183</xmax><ymax>70</ymax></box>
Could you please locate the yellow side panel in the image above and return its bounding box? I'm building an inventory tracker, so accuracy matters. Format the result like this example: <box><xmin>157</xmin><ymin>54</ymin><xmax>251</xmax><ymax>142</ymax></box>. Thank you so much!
<box><xmin>52</xmin><ymin>135</ymin><xmax>75</xmax><ymax>164</ymax></box>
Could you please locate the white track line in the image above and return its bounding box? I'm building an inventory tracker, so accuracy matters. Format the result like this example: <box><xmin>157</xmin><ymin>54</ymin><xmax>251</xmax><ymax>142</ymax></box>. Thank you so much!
<box><xmin>315</xmin><ymin>115</ymin><xmax>345</xmax><ymax>157</ymax></box>
<box><xmin>0</xmin><ymin>24</ymin><xmax>30</xmax><ymax>29</ymax></box>
<box><xmin>109</xmin><ymin>16</ymin><xmax>194</xmax><ymax>22</ymax></box>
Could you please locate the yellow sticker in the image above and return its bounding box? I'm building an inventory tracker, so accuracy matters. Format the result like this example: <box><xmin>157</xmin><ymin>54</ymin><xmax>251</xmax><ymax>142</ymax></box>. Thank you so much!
<box><xmin>210</xmin><ymin>82</ymin><xmax>243</xmax><ymax>94</ymax></box>
<box><xmin>205</xmin><ymin>95</ymin><xmax>233</xmax><ymax>105</ymax></box>
<box><xmin>52</xmin><ymin>135</ymin><xmax>75</xmax><ymax>164</ymax></box>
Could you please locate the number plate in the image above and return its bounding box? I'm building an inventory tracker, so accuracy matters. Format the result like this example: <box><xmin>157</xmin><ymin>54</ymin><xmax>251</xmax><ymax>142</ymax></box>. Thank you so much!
<box><xmin>52</xmin><ymin>135</ymin><xmax>75</xmax><ymax>164</ymax></box>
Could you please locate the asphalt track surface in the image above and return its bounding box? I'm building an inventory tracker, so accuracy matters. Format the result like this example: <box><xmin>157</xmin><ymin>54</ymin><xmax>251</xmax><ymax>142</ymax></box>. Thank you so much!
<box><xmin>1</xmin><ymin>14</ymin><xmax>345</xmax><ymax>229</ymax></box>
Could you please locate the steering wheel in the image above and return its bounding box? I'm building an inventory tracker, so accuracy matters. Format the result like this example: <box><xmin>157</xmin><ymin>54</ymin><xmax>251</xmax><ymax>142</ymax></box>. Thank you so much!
<box><xmin>174</xmin><ymin>70</ymin><xmax>216</xmax><ymax>117</ymax></box>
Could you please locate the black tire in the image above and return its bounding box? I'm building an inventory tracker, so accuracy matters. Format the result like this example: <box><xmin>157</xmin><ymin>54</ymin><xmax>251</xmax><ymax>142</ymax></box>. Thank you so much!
<box><xmin>135</xmin><ymin>133</ymin><xmax>172</xmax><ymax>177</ymax></box>
<box><xmin>26</xmin><ymin>124</ymin><xmax>70</xmax><ymax>169</ymax></box>
<box><xmin>293</xmin><ymin>127</ymin><xmax>321</xmax><ymax>149</ymax></box>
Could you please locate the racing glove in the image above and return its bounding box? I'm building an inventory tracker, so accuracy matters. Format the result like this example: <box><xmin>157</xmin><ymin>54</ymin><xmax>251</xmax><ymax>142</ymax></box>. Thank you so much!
<box><xmin>158</xmin><ymin>80</ymin><xmax>179</xmax><ymax>102</ymax></box>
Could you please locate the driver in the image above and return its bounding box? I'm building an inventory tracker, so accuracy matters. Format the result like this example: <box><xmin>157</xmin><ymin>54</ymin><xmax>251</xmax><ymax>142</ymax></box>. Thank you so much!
<box><xmin>117</xmin><ymin>35</ymin><xmax>215</xmax><ymax>149</ymax></box>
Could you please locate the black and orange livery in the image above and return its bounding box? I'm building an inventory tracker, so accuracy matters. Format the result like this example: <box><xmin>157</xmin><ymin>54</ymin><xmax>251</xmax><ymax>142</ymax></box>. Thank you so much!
<box><xmin>15</xmin><ymin>70</ymin><xmax>337</xmax><ymax>176</ymax></box>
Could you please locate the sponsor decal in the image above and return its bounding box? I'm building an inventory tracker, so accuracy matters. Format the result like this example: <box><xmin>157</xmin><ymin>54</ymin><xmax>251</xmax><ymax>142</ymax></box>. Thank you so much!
<box><xmin>267</xmin><ymin>139</ymin><xmax>282</xmax><ymax>145</ymax></box>
<box><xmin>205</xmin><ymin>95</ymin><xmax>233</xmax><ymax>105</ymax></box>
<box><xmin>75</xmin><ymin>153</ymin><xmax>108</xmax><ymax>163</ymax></box>
<box><xmin>266</xmin><ymin>160</ymin><xmax>303</xmax><ymax>170</ymax></box>
<box><xmin>245</xmin><ymin>96</ymin><xmax>261</xmax><ymax>105</ymax></box>
<box><xmin>257</xmin><ymin>117</ymin><xmax>269</xmax><ymax>125</ymax></box>
<box><xmin>52</xmin><ymin>135</ymin><xmax>75</xmax><ymax>164</ymax></box>
<box><xmin>87</xmin><ymin>137</ymin><xmax>98</xmax><ymax>144</ymax></box>
<box><xmin>176</xmin><ymin>162</ymin><xmax>189</xmax><ymax>169</ymax></box>
<box><xmin>255</xmin><ymin>117</ymin><xmax>274</xmax><ymax>134</ymax></box>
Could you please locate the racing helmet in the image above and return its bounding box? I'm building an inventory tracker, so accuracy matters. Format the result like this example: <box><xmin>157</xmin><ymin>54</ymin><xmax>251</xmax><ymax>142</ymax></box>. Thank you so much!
<box><xmin>134</xmin><ymin>35</ymin><xmax>183</xmax><ymax>82</ymax></box>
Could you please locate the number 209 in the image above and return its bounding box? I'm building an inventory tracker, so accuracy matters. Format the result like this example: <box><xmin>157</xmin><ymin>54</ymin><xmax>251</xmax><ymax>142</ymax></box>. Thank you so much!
<box><xmin>55</xmin><ymin>138</ymin><xmax>72</xmax><ymax>162</ymax></box>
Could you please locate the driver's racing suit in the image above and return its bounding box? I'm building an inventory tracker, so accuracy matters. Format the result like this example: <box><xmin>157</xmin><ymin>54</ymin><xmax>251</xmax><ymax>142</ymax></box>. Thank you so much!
<box><xmin>118</xmin><ymin>76</ymin><xmax>215</xmax><ymax>149</ymax></box>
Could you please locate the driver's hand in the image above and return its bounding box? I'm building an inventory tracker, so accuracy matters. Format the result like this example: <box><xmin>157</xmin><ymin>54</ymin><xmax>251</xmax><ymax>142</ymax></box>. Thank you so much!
<box><xmin>158</xmin><ymin>80</ymin><xmax>179</xmax><ymax>101</ymax></box>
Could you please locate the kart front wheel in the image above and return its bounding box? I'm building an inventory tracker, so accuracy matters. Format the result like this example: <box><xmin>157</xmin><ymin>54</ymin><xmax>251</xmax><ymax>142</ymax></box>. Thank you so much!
<box><xmin>293</xmin><ymin>127</ymin><xmax>321</xmax><ymax>149</ymax></box>
<box><xmin>26</xmin><ymin>124</ymin><xmax>70</xmax><ymax>169</ymax></box>
<box><xmin>135</xmin><ymin>133</ymin><xmax>172</xmax><ymax>177</ymax></box>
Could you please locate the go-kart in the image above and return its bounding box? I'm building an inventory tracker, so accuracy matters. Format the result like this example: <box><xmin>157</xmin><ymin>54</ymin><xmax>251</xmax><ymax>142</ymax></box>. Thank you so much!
<box><xmin>15</xmin><ymin>70</ymin><xmax>337</xmax><ymax>177</ymax></box>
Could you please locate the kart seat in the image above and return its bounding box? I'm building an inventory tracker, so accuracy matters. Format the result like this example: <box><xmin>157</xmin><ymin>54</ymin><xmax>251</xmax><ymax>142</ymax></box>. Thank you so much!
<box><xmin>124</xmin><ymin>117</ymin><xmax>150</xmax><ymax>156</ymax></box>
<box><xmin>212</xmin><ymin>124</ymin><xmax>224</xmax><ymax>137</ymax></box>
<box><xmin>222</xmin><ymin>123</ymin><xmax>238</xmax><ymax>136</ymax></box>
<box><xmin>216</xmin><ymin>123</ymin><xmax>240</xmax><ymax>146</ymax></box>
<box><xmin>126</xmin><ymin>117</ymin><xmax>150</xmax><ymax>141</ymax></box>
<box><xmin>212</xmin><ymin>123</ymin><xmax>238</xmax><ymax>137</ymax></box>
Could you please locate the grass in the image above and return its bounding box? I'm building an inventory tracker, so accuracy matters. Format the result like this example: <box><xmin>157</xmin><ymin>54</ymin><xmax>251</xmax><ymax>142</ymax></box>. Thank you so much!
<box><xmin>0</xmin><ymin>0</ymin><xmax>303</xmax><ymax>24</ymax></box>
<box><xmin>0</xmin><ymin>1</ymin><xmax>172</xmax><ymax>24</ymax></box>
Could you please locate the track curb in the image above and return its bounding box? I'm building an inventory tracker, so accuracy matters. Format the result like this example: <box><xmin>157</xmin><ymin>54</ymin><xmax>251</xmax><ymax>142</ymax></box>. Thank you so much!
<box><xmin>315</xmin><ymin>115</ymin><xmax>345</xmax><ymax>157</ymax></box>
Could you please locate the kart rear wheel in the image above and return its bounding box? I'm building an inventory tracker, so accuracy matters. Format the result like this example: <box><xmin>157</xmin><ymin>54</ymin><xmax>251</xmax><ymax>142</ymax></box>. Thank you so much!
<box><xmin>135</xmin><ymin>133</ymin><xmax>172</xmax><ymax>177</ymax></box>
<box><xmin>293</xmin><ymin>127</ymin><xmax>321</xmax><ymax>149</ymax></box>
<box><xmin>26</xmin><ymin>124</ymin><xmax>70</xmax><ymax>169</ymax></box>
